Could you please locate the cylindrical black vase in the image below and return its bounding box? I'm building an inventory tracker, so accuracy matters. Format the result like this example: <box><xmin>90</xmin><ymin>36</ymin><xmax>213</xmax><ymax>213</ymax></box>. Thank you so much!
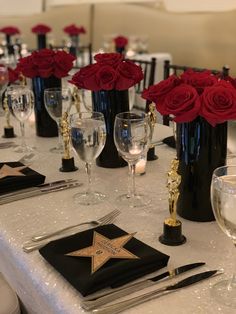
<box><xmin>176</xmin><ymin>117</ymin><xmax>227</xmax><ymax>222</ymax></box>
<box><xmin>37</xmin><ymin>34</ymin><xmax>46</xmax><ymax>50</ymax></box>
<box><xmin>92</xmin><ymin>90</ymin><xmax>129</xmax><ymax>168</ymax></box>
<box><xmin>32</xmin><ymin>76</ymin><xmax>60</xmax><ymax>137</ymax></box>
<box><xmin>6</xmin><ymin>34</ymin><xmax>14</xmax><ymax>56</ymax></box>
<box><xmin>69</xmin><ymin>35</ymin><xmax>79</xmax><ymax>57</ymax></box>
<box><xmin>115</xmin><ymin>46</ymin><xmax>125</xmax><ymax>54</ymax></box>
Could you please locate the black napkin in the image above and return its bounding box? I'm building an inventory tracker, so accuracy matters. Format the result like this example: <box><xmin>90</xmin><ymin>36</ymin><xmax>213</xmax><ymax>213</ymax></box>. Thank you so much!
<box><xmin>0</xmin><ymin>161</ymin><xmax>45</xmax><ymax>195</ymax></box>
<box><xmin>39</xmin><ymin>224</ymin><xmax>170</xmax><ymax>296</ymax></box>
<box><xmin>163</xmin><ymin>136</ymin><xmax>176</xmax><ymax>148</ymax></box>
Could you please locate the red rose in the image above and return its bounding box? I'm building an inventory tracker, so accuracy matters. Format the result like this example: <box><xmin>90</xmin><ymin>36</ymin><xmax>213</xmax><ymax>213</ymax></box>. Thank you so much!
<box><xmin>159</xmin><ymin>84</ymin><xmax>200</xmax><ymax>123</ymax></box>
<box><xmin>200</xmin><ymin>81</ymin><xmax>236</xmax><ymax>126</ymax></box>
<box><xmin>0</xmin><ymin>26</ymin><xmax>20</xmax><ymax>35</ymax></box>
<box><xmin>53</xmin><ymin>50</ymin><xmax>75</xmax><ymax>78</ymax></box>
<box><xmin>94</xmin><ymin>53</ymin><xmax>123</xmax><ymax>68</ymax></box>
<box><xmin>70</xmin><ymin>64</ymin><xmax>101</xmax><ymax>91</ymax></box>
<box><xmin>116</xmin><ymin>60</ymin><xmax>143</xmax><ymax>90</ymax></box>
<box><xmin>63</xmin><ymin>24</ymin><xmax>86</xmax><ymax>36</ymax></box>
<box><xmin>114</xmin><ymin>36</ymin><xmax>128</xmax><ymax>48</ymax></box>
<box><xmin>32</xmin><ymin>49</ymin><xmax>54</xmax><ymax>78</ymax></box>
<box><xmin>142</xmin><ymin>75</ymin><xmax>180</xmax><ymax>103</ymax></box>
<box><xmin>95</xmin><ymin>65</ymin><xmax>117</xmax><ymax>90</ymax></box>
<box><xmin>31</xmin><ymin>24</ymin><xmax>51</xmax><ymax>34</ymax></box>
<box><xmin>180</xmin><ymin>69</ymin><xmax>218</xmax><ymax>94</ymax></box>
<box><xmin>7</xmin><ymin>67</ymin><xmax>20</xmax><ymax>83</ymax></box>
<box><xmin>17</xmin><ymin>55</ymin><xmax>38</xmax><ymax>78</ymax></box>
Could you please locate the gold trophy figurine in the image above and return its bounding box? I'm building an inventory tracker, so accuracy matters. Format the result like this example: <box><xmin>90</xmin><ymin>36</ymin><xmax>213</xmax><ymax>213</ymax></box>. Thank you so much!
<box><xmin>2</xmin><ymin>93</ymin><xmax>16</xmax><ymax>138</ymax></box>
<box><xmin>159</xmin><ymin>158</ymin><xmax>186</xmax><ymax>246</ymax></box>
<box><xmin>147</xmin><ymin>103</ymin><xmax>158</xmax><ymax>161</ymax></box>
<box><xmin>59</xmin><ymin>111</ymin><xmax>78</xmax><ymax>172</ymax></box>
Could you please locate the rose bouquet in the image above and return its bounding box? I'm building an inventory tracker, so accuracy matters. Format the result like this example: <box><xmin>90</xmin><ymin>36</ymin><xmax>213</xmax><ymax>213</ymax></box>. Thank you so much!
<box><xmin>0</xmin><ymin>26</ymin><xmax>20</xmax><ymax>35</ymax></box>
<box><xmin>142</xmin><ymin>69</ymin><xmax>236</xmax><ymax>126</ymax></box>
<box><xmin>31</xmin><ymin>24</ymin><xmax>51</xmax><ymax>34</ymax></box>
<box><xmin>16</xmin><ymin>48</ymin><xmax>75</xmax><ymax>79</ymax></box>
<box><xmin>63</xmin><ymin>24</ymin><xmax>86</xmax><ymax>36</ymax></box>
<box><xmin>114</xmin><ymin>35</ymin><xmax>128</xmax><ymax>48</ymax></box>
<box><xmin>70</xmin><ymin>52</ymin><xmax>143</xmax><ymax>91</ymax></box>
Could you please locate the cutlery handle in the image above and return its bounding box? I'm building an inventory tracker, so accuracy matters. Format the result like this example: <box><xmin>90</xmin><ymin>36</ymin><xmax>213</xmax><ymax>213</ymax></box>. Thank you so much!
<box><xmin>82</xmin><ymin>281</ymin><xmax>152</xmax><ymax>310</ymax></box>
<box><xmin>32</xmin><ymin>220</ymin><xmax>93</xmax><ymax>241</ymax></box>
<box><xmin>89</xmin><ymin>288</ymin><xmax>168</xmax><ymax>314</ymax></box>
<box><xmin>22</xmin><ymin>241</ymin><xmax>49</xmax><ymax>253</ymax></box>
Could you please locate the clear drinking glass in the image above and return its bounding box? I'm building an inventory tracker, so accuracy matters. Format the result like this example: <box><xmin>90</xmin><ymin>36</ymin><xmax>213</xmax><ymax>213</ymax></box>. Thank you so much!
<box><xmin>44</xmin><ymin>88</ymin><xmax>72</xmax><ymax>153</ymax></box>
<box><xmin>0</xmin><ymin>64</ymin><xmax>9</xmax><ymax>116</ymax></box>
<box><xmin>70</xmin><ymin>111</ymin><xmax>107</xmax><ymax>205</ymax></box>
<box><xmin>7</xmin><ymin>85</ymin><xmax>34</xmax><ymax>153</ymax></box>
<box><xmin>210</xmin><ymin>165</ymin><xmax>236</xmax><ymax>308</ymax></box>
<box><xmin>114</xmin><ymin>111</ymin><xmax>150</xmax><ymax>208</ymax></box>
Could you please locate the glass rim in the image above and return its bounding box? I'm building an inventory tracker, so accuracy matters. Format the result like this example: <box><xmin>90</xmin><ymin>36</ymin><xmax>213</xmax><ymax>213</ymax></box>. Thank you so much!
<box><xmin>70</xmin><ymin>111</ymin><xmax>104</xmax><ymax>119</ymax></box>
<box><xmin>44</xmin><ymin>87</ymin><xmax>70</xmax><ymax>92</ymax></box>
<box><xmin>213</xmin><ymin>165</ymin><xmax>236</xmax><ymax>177</ymax></box>
<box><xmin>115</xmin><ymin>111</ymin><xmax>148</xmax><ymax>121</ymax></box>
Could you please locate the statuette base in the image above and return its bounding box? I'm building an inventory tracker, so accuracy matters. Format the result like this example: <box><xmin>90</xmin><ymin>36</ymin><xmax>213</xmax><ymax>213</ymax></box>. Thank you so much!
<box><xmin>60</xmin><ymin>157</ymin><xmax>78</xmax><ymax>172</ymax></box>
<box><xmin>159</xmin><ymin>219</ymin><xmax>186</xmax><ymax>246</ymax></box>
<box><xmin>2</xmin><ymin>127</ymin><xmax>16</xmax><ymax>138</ymax></box>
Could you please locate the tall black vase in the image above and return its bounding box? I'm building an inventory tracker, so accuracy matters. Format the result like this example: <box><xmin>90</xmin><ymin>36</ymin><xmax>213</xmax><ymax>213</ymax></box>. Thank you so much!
<box><xmin>176</xmin><ymin>117</ymin><xmax>227</xmax><ymax>222</ymax></box>
<box><xmin>32</xmin><ymin>76</ymin><xmax>60</xmax><ymax>137</ymax></box>
<box><xmin>92</xmin><ymin>90</ymin><xmax>129</xmax><ymax>168</ymax></box>
<box><xmin>6</xmin><ymin>34</ymin><xmax>14</xmax><ymax>56</ymax></box>
<box><xmin>37</xmin><ymin>34</ymin><xmax>46</xmax><ymax>50</ymax></box>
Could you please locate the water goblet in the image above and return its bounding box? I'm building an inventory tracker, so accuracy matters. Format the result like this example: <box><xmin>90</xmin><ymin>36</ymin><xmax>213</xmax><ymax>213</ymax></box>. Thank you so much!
<box><xmin>70</xmin><ymin>112</ymin><xmax>107</xmax><ymax>205</ymax></box>
<box><xmin>210</xmin><ymin>165</ymin><xmax>236</xmax><ymax>308</ymax></box>
<box><xmin>6</xmin><ymin>85</ymin><xmax>34</xmax><ymax>154</ymax></box>
<box><xmin>114</xmin><ymin>111</ymin><xmax>150</xmax><ymax>208</ymax></box>
<box><xmin>44</xmin><ymin>88</ymin><xmax>72</xmax><ymax>153</ymax></box>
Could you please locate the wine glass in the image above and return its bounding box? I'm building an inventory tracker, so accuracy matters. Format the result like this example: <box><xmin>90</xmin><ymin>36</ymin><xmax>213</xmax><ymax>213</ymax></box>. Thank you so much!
<box><xmin>70</xmin><ymin>112</ymin><xmax>106</xmax><ymax>205</ymax></box>
<box><xmin>6</xmin><ymin>85</ymin><xmax>34</xmax><ymax>153</ymax></box>
<box><xmin>114</xmin><ymin>111</ymin><xmax>150</xmax><ymax>208</ymax></box>
<box><xmin>44</xmin><ymin>88</ymin><xmax>72</xmax><ymax>153</ymax></box>
<box><xmin>0</xmin><ymin>64</ymin><xmax>9</xmax><ymax>116</ymax></box>
<box><xmin>210</xmin><ymin>165</ymin><xmax>236</xmax><ymax>308</ymax></box>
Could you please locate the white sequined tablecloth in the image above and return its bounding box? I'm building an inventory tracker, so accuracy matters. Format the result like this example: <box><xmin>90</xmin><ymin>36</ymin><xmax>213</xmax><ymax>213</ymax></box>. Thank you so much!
<box><xmin>0</xmin><ymin>118</ymin><xmax>234</xmax><ymax>314</ymax></box>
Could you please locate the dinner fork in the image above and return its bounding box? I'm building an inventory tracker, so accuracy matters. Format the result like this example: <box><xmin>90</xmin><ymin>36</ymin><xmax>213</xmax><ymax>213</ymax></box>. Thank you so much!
<box><xmin>31</xmin><ymin>208</ymin><xmax>121</xmax><ymax>242</ymax></box>
<box><xmin>22</xmin><ymin>209</ymin><xmax>121</xmax><ymax>253</ymax></box>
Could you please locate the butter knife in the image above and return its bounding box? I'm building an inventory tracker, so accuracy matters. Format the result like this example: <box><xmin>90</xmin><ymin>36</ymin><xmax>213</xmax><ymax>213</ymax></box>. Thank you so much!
<box><xmin>0</xmin><ymin>181</ymin><xmax>82</xmax><ymax>205</ymax></box>
<box><xmin>85</xmin><ymin>270</ymin><xmax>222</xmax><ymax>314</ymax></box>
<box><xmin>82</xmin><ymin>262</ymin><xmax>205</xmax><ymax>309</ymax></box>
<box><xmin>0</xmin><ymin>179</ymin><xmax>77</xmax><ymax>199</ymax></box>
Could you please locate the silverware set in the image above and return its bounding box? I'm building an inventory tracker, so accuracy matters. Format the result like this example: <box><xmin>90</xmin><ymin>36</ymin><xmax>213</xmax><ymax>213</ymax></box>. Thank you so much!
<box><xmin>0</xmin><ymin>179</ymin><xmax>82</xmax><ymax>205</ymax></box>
<box><xmin>22</xmin><ymin>209</ymin><xmax>121</xmax><ymax>253</ymax></box>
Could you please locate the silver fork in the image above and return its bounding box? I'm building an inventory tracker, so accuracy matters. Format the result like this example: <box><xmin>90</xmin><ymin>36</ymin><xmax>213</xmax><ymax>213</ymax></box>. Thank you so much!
<box><xmin>22</xmin><ymin>209</ymin><xmax>121</xmax><ymax>253</ymax></box>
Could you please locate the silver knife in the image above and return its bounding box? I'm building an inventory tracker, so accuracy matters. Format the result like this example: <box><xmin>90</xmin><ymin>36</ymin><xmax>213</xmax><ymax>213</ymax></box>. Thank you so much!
<box><xmin>84</xmin><ymin>270</ymin><xmax>222</xmax><ymax>314</ymax></box>
<box><xmin>0</xmin><ymin>179</ymin><xmax>77</xmax><ymax>199</ymax></box>
<box><xmin>82</xmin><ymin>262</ymin><xmax>205</xmax><ymax>309</ymax></box>
<box><xmin>0</xmin><ymin>181</ymin><xmax>82</xmax><ymax>205</ymax></box>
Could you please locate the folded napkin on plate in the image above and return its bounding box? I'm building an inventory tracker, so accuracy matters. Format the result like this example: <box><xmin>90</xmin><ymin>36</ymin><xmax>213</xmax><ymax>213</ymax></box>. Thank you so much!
<box><xmin>0</xmin><ymin>161</ymin><xmax>45</xmax><ymax>195</ymax></box>
<box><xmin>39</xmin><ymin>224</ymin><xmax>170</xmax><ymax>296</ymax></box>
<box><xmin>163</xmin><ymin>135</ymin><xmax>176</xmax><ymax>148</ymax></box>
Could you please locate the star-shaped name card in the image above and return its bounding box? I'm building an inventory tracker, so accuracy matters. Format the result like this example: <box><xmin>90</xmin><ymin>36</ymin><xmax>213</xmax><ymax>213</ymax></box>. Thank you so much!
<box><xmin>39</xmin><ymin>224</ymin><xmax>170</xmax><ymax>297</ymax></box>
<box><xmin>0</xmin><ymin>162</ymin><xmax>45</xmax><ymax>195</ymax></box>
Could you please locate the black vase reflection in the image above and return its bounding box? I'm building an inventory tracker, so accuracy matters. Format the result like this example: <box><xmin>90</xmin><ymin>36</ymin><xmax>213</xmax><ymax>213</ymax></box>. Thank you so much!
<box><xmin>92</xmin><ymin>89</ymin><xmax>129</xmax><ymax>168</ymax></box>
<box><xmin>32</xmin><ymin>76</ymin><xmax>60</xmax><ymax>137</ymax></box>
<box><xmin>176</xmin><ymin>117</ymin><xmax>227</xmax><ymax>222</ymax></box>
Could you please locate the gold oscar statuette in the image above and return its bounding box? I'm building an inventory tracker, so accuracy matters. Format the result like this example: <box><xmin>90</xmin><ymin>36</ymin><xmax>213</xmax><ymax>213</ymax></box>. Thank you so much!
<box><xmin>147</xmin><ymin>102</ymin><xmax>158</xmax><ymax>160</ymax></box>
<box><xmin>159</xmin><ymin>158</ymin><xmax>186</xmax><ymax>246</ymax></box>
<box><xmin>2</xmin><ymin>90</ymin><xmax>15</xmax><ymax>138</ymax></box>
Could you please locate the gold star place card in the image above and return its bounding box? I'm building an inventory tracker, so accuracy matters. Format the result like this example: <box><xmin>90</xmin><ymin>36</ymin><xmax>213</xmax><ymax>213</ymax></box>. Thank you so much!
<box><xmin>0</xmin><ymin>164</ymin><xmax>27</xmax><ymax>179</ymax></box>
<box><xmin>66</xmin><ymin>231</ymin><xmax>139</xmax><ymax>273</ymax></box>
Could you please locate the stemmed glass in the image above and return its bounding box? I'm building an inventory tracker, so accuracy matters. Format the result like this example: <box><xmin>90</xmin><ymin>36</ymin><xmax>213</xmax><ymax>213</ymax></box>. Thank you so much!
<box><xmin>0</xmin><ymin>64</ymin><xmax>9</xmax><ymax>116</ymax></box>
<box><xmin>7</xmin><ymin>85</ymin><xmax>34</xmax><ymax>153</ymax></box>
<box><xmin>70</xmin><ymin>112</ymin><xmax>106</xmax><ymax>205</ymax></box>
<box><xmin>44</xmin><ymin>88</ymin><xmax>72</xmax><ymax>153</ymax></box>
<box><xmin>114</xmin><ymin>111</ymin><xmax>150</xmax><ymax>208</ymax></box>
<box><xmin>210</xmin><ymin>165</ymin><xmax>236</xmax><ymax>308</ymax></box>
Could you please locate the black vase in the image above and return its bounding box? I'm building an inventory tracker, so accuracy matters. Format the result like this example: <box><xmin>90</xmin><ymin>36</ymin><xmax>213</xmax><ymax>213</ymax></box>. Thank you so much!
<box><xmin>92</xmin><ymin>90</ymin><xmax>129</xmax><ymax>168</ymax></box>
<box><xmin>115</xmin><ymin>46</ymin><xmax>125</xmax><ymax>54</ymax></box>
<box><xmin>176</xmin><ymin>117</ymin><xmax>227</xmax><ymax>222</ymax></box>
<box><xmin>6</xmin><ymin>34</ymin><xmax>14</xmax><ymax>56</ymax></box>
<box><xmin>69</xmin><ymin>35</ymin><xmax>79</xmax><ymax>57</ymax></box>
<box><xmin>37</xmin><ymin>34</ymin><xmax>46</xmax><ymax>50</ymax></box>
<box><xmin>32</xmin><ymin>76</ymin><xmax>60</xmax><ymax>137</ymax></box>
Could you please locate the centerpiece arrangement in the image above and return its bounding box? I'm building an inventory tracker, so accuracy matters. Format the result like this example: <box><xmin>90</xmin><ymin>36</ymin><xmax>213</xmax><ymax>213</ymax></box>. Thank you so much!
<box><xmin>70</xmin><ymin>52</ymin><xmax>143</xmax><ymax>168</ymax></box>
<box><xmin>114</xmin><ymin>35</ymin><xmax>128</xmax><ymax>54</ymax></box>
<box><xmin>16</xmin><ymin>48</ymin><xmax>75</xmax><ymax>137</ymax></box>
<box><xmin>0</xmin><ymin>26</ymin><xmax>20</xmax><ymax>56</ymax></box>
<box><xmin>142</xmin><ymin>69</ymin><xmax>236</xmax><ymax>221</ymax></box>
<box><xmin>31</xmin><ymin>24</ymin><xmax>52</xmax><ymax>50</ymax></box>
<box><xmin>63</xmin><ymin>24</ymin><xmax>86</xmax><ymax>57</ymax></box>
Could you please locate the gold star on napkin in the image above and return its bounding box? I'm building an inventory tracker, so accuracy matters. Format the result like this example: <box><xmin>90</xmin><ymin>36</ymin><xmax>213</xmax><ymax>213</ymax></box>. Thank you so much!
<box><xmin>0</xmin><ymin>164</ymin><xmax>27</xmax><ymax>179</ymax></box>
<box><xmin>66</xmin><ymin>231</ymin><xmax>139</xmax><ymax>273</ymax></box>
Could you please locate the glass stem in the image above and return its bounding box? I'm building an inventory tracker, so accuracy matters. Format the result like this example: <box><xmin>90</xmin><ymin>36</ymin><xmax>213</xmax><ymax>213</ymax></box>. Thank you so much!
<box><xmin>85</xmin><ymin>162</ymin><xmax>92</xmax><ymax>195</ymax></box>
<box><xmin>20</xmin><ymin>121</ymin><xmax>26</xmax><ymax>150</ymax></box>
<box><xmin>230</xmin><ymin>243</ymin><xmax>236</xmax><ymax>287</ymax></box>
<box><xmin>128</xmin><ymin>162</ymin><xmax>136</xmax><ymax>198</ymax></box>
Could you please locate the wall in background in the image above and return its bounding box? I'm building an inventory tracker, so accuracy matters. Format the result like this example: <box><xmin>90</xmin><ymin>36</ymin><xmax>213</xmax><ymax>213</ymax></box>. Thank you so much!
<box><xmin>0</xmin><ymin>4</ymin><xmax>236</xmax><ymax>75</ymax></box>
